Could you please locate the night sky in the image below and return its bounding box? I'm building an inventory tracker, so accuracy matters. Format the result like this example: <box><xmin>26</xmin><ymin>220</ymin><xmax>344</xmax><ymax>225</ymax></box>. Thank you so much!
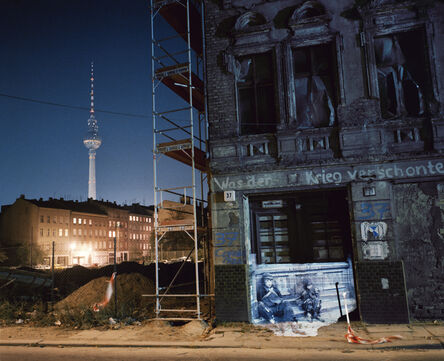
<box><xmin>0</xmin><ymin>0</ymin><xmax>190</xmax><ymax>208</ymax></box>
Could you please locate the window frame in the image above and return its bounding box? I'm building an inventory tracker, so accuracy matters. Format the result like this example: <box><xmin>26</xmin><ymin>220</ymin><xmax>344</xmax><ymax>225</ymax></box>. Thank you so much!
<box><xmin>284</xmin><ymin>34</ymin><xmax>345</xmax><ymax>128</ymax></box>
<box><xmin>237</xmin><ymin>51</ymin><xmax>278</xmax><ymax>135</ymax></box>
<box><xmin>360</xmin><ymin>8</ymin><xmax>439</xmax><ymax>117</ymax></box>
<box><xmin>232</xmin><ymin>44</ymin><xmax>283</xmax><ymax>136</ymax></box>
<box><xmin>249</xmin><ymin>191</ymin><xmax>351</xmax><ymax>265</ymax></box>
<box><xmin>253</xmin><ymin>208</ymin><xmax>292</xmax><ymax>264</ymax></box>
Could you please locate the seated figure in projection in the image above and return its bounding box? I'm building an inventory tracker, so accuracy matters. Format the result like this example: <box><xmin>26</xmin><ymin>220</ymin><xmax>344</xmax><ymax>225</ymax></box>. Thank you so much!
<box><xmin>257</xmin><ymin>273</ymin><xmax>296</xmax><ymax>323</ymax></box>
<box><xmin>298</xmin><ymin>278</ymin><xmax>322</xmax><ymax>322</ymax></box>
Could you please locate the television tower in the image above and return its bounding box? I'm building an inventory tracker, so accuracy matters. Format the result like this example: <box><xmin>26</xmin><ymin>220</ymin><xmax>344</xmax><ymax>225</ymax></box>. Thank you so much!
<box><xmin>83</xmin><ymin>62</ymin><xmax>101</xmax><ymax>200</ymax></box>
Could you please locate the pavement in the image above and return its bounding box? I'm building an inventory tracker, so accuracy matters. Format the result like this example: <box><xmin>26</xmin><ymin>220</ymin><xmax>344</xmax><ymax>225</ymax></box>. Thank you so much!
<box><xmin>0</xmin><ymin>320</ymin><xmax>443</xmax><ymax>352</ymax></box>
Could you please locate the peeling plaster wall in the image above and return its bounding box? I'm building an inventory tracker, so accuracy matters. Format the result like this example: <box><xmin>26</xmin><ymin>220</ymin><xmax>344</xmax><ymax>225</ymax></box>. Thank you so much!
<box><xmin>393</xmin><ymin>182</ymin><xmax>444</xmax><ymax>319</ymax></box>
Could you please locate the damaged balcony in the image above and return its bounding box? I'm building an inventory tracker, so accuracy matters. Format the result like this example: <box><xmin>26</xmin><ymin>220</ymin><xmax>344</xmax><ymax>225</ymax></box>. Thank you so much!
<box><xmin>278</xmin><ymin>127</ymin><xmax>339</xmax><ymax>164</ymax></box>
<box><xmin>384</xmin><ymin>119</ymin><xmax>428</xmax><ymax>154</ymax></box>
<box><xmin>209</xmin><ymin>134</ymin><xmax>278</xmax><ymax>173</ymax></box>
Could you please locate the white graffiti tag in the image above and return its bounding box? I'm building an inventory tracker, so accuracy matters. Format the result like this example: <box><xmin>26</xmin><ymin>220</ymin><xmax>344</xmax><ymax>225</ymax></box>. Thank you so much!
<box><xmin>360</xmin><ymin>222</ymin><xmax>387</xmax><ymax>241</ymax></box>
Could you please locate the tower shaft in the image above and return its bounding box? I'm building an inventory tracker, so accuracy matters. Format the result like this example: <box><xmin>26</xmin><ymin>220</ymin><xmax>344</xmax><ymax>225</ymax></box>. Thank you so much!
<box><xmin>88</xmin><ymin>149</ymin><xmax>97</xmax><ymax>200</ymax></box>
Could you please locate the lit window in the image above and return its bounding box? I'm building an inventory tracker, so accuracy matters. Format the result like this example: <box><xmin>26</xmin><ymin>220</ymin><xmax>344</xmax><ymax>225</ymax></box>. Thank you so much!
<box><xmin>78</xmin><ymin>218</ymin><xmax>82</xmax><ymax>224</ymax></box>
<box><xmin>83</xmin><ymin>219</ymin><xmax>86</xmax><ymax>225</ymax></box>
<box><xmin>109</xmin><ymin>231</ymin><xmax>112</xmax><ymax>238</ymax></box>
<box><xmin>59</xmin><ymin>229</ymin><xmax>63</xmax><ymax>237</ymax></box>
<box><xmin>89</xmin><ymin>219</ymin><xmax>92</xmax><ymax>225</ymax></box>
<box><xmin>65</xmin><ymin>229</ymin><xmax>68</xmax><ymax>237</ymax></box>
<box><xmin>149</xmin><ymin>218</ymin><xmax>151</xmax><ymax>223</ymax></box>
<box><xmin>73</xmin><ymin>218</ymin><xmax>77</xmax><ymax>224</ymax></box>
<box><xmin>112</xmin><ymin>231</ymin><xmax>116</xmax><ymax>237</ymax></box>
<box><xmin>117</xmin><ymin>221</ymin><xmax>120</xmax><ymax>227</ymax></box>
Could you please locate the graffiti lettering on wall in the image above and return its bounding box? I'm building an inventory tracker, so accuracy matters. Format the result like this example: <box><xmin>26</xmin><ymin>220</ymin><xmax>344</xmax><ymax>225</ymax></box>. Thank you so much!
<box><xmin>215</xmin><ymin>248</ymin><xmax>242</xmax><ymax>264</ymax></box>
<box><xmin>356</xmin><ymin>202</ymin><xmax>390</xmax><ymax>220</ymax></box>
<box><xmin>304</xmin><ymin>162</ymin><xmax>444</xmax><ymax>185</ymax></box>
<box><xmin>213</xmin><ymin>175</ymin><xmax>277</xmax><ymax>190</ymax></box>
<box><xmin>215</xmin><ymin>232</ymin><xmax>242</xmax><ymax>264</ymax></box>
<box><xmin>360</xmin><ymin>222</ymin><xmax>388</xmax><ymax>241</ymax></box>
<box><xmin>215</xmin><ymin>232</ymin><xmax>239</xmax><ymax>247</ymax></box>
<box><xmin>212</xmin><ymin>161</ymin><xmax>444</xmax><ymax>190</ymax></box>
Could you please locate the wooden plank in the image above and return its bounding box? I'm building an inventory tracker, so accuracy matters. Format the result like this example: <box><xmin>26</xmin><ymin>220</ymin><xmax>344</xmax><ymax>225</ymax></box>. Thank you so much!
<box><xmin>156</xmin><ymin>0</ymin><xmax>203</xmax><ymax>56</ymax></box>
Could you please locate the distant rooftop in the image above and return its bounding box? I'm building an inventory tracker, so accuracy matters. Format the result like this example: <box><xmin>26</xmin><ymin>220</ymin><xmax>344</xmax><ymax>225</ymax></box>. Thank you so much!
<box><xmin>10</xmin><ymin>195</ymin><xmax>153</xmax><ymax>217</ymax></box>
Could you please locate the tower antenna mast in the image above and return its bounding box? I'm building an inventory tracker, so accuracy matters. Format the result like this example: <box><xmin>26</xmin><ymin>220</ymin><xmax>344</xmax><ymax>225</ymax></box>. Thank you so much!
<box><xmin>83</xmin><ymin>61</ymin><xmax>102</xmax><ymax>200</ymax></box>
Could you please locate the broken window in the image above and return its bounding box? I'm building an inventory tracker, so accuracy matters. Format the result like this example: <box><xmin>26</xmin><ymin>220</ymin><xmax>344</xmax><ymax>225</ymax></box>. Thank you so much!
<box><xmin>292</xmin><ymin>43</ymin><xmax>336</xmax><ymax>128</ymax></box>
<box><xmin>250</xmin><ymin>191</ymin><xmax>351</xmax><ymax>264</ymax></box>
<box><xmin>375</xmin><ymin>29</ymin><xmax>427</xmax><ymax>118</ymax></box>
<box><xmin>237</xmin><ymin>52</ymin><xmax>277</xmax><ymax>135</ymax></box>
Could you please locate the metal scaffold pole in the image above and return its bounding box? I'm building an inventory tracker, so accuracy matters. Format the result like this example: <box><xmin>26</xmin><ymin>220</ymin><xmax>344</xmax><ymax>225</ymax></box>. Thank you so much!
<box><xmin>147</xmin><ymin>0</ymin><xmax>210</xmax><ymax>321</ymax></box>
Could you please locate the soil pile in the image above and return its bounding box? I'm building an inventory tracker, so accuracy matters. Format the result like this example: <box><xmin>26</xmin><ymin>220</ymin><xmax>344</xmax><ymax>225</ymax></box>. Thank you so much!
<box><xmin>55</xmin><ymin>273</ymin><xmax>155</xmax><ymax>311</ymax></box>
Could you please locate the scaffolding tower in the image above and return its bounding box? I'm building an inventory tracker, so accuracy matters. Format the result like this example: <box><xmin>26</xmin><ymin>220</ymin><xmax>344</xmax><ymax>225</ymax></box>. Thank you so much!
<box><xmin>149</xmin><ymin>0</ymin><xmax>209</xmax><ymax>321</ymax></box>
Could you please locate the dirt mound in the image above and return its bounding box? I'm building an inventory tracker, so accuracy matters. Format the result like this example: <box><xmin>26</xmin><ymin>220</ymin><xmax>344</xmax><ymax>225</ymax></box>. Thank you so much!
<box><xmin>180</xmin><ymin>320</ymin><xmax>207</xmax><ymax>336</ymax></box>
<box><xmin>55</xmin><ymin>273</ymin><xmax>155</xmax><ymax>311</ymax></box>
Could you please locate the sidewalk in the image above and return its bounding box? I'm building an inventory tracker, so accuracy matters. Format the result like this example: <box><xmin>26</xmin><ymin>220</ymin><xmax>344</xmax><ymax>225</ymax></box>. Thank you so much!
<box><xmin>0</xmin><ymin>320</ymin><xmax>443</xmax><ymax>351</ymax></box>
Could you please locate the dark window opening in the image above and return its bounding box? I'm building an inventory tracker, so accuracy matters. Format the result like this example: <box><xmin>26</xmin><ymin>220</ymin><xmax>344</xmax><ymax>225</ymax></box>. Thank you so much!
<box><xmin>251</xmin><ymin>190</ymin><xmax>351</xmax><ymax>264</ymax></box>
<box><xmin>375</xmin><ymin>29</ymin><xmax>429</xmax><ymax>118</ymax></box>
<box><xmin>237</xmin><ymin>52</ymin><xmax>277</xmax><ymax>135</ymax></box>
<box><xmin>293</xmin><ymin>43</ymin><xmax>337</xmax><ymax>128</ymax></box>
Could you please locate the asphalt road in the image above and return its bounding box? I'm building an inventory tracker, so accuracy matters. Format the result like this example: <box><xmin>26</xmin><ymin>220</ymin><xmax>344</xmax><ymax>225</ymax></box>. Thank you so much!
<box><xmin>1</xmin><ymin>346</ymin><xmax>443</xmax><ymax>360</ymax></box>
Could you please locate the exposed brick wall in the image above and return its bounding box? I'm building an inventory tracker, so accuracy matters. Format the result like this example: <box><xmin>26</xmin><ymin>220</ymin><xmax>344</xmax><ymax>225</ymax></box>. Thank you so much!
<box><xmin>204</xmin><ymin>1</ymin><xmax>238</xmax><ymax>140</ymax></box>
<box><xmin>356</xmin><ymin>261</ymin><xmax>409</xmax><ymax>324</ymax></box>
<box><xmin>215</xmin><ymin>264</ymin><xmax>250</xmax><ymax>322</ymax></box>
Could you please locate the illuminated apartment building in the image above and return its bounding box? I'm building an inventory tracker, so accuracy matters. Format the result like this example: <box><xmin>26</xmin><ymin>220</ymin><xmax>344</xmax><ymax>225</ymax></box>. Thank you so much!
<box><xmin>0</xmin><ymin>195</ymin><xmax>153</xmax><ymax>267</ymax></box>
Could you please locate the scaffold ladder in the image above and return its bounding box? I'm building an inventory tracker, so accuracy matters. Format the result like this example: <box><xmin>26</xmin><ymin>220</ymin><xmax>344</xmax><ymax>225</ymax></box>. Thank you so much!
<box><xmin>147</xmin><ymin>0</ymin><xmax>210</xmax><ymax>321</ymax></box>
